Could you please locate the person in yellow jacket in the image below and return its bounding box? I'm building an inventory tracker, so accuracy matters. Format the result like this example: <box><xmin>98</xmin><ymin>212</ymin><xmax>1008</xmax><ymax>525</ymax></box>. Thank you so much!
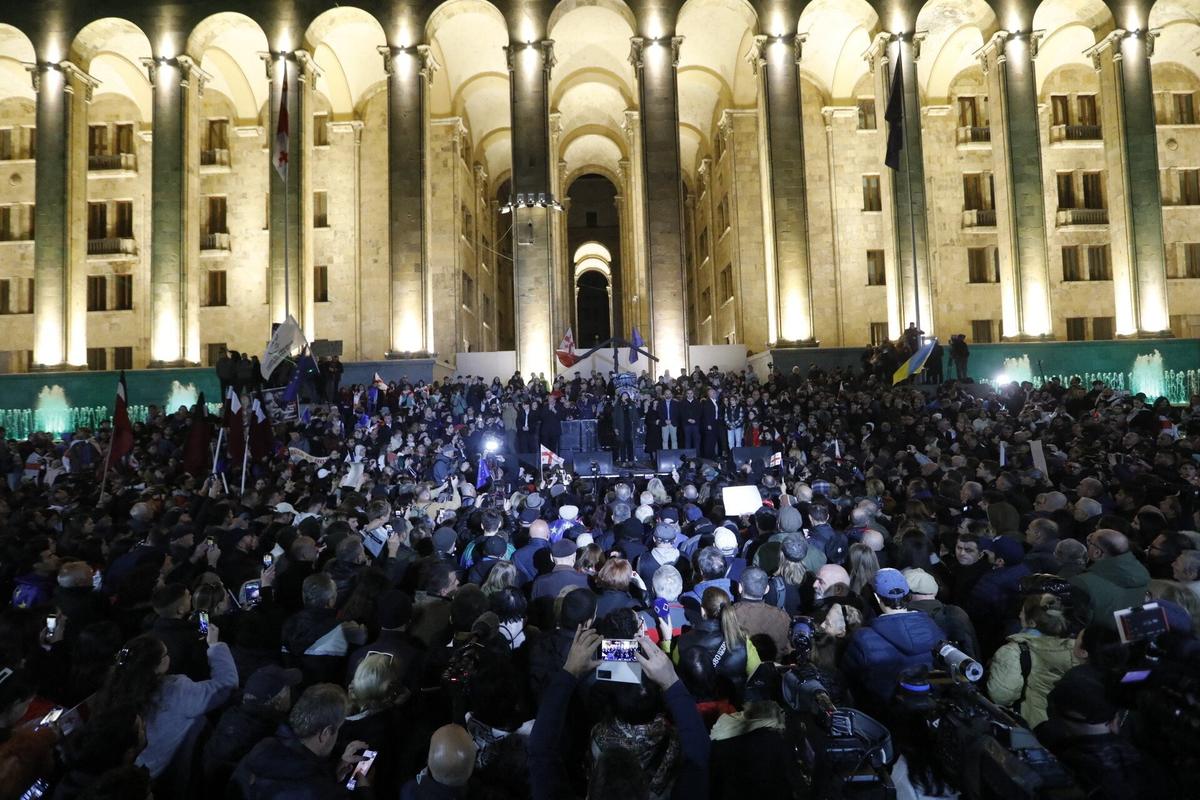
<box><xmin>986</xmin><ymin>593</ymin><xmax>1081</xmax><ymax>728</ymax></box>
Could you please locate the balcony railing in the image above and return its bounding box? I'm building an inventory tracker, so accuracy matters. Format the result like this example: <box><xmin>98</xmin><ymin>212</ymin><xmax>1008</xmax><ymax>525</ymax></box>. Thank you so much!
<box><xmin>956</xmin><ymin>126</ymin><xmax>991</xmax><ymax>144</ymax></box>
<box><xmin>1056</xmin><ymin>208</ymin><xmax>1108</xmax><ymax>226</ymax></box>
<box><xmin>88</xmin><ymin>152</ymin><xmax>136</xmax><ymax>171</ymax></box>
<box><xmin>1050</xmin><ymin>124</ymin><xmax>1101</xmax><ymax>143</ymax></box>
<box><xmin>200</xmin><ymin>148</ymin><xmax>230</xmax><ymax>167</ymax></box>
<box><xmin>962</xmin><ymin>208</ymin><xmax>997</xmax><ymax>228</ymax></box>
<box><xmin>200</xmin><ymin>232</ymin><xmax>231</xmax><ymax>251</ymax></box>
<box><xmin>87</xmin><ymin>237</ymin><xmax>137</xmax><ymax>256</ymax></box>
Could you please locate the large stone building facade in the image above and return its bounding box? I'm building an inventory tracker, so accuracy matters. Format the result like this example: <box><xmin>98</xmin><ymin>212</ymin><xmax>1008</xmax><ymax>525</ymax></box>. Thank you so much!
<box><xmin>0</xmin><ymin>0</ymin><xmax>1197</xmax><ymax>378</ymax></box>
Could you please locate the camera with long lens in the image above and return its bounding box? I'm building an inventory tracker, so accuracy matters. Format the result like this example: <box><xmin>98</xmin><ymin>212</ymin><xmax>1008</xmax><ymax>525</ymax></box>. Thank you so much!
<box><xmin>894</xmin><ymin>642</ymin><xmax>1081</xmax><ymax>800</ymax></box>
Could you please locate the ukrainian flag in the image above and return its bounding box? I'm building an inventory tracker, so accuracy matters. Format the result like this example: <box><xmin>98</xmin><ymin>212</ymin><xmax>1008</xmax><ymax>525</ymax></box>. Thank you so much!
<box><xmin>892</xmin><ymin>337</ymin><xmax>938</xmax><ymax>386</ymax></box>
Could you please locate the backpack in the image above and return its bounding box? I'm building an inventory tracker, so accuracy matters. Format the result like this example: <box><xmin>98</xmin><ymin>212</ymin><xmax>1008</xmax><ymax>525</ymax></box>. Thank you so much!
<box><xmin>767</xmin><ymin>576</ymin><xmax>788</xmax><ymax>609</ymax></box>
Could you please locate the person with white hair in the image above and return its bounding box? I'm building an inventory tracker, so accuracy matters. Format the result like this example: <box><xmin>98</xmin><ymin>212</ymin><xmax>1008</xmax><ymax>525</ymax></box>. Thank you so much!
<box><xmin>641</xmin><ymin>565</ymin><xmax>688</xmax><ymax>644</ymax></box>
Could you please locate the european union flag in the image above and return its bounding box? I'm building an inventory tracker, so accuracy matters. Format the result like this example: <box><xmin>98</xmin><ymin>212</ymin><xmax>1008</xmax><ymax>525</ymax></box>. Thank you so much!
<box><xmin>476</xmin><ymin>458</ymin><xmax>491</xmax><ymax>489</ymax></box>
<box><xmin>630</xmin><ymin>326</ymin><xmax>644</xmax><ymax>363</ymax></box>
<box><xmin>282</xmin><ymin>368</ymin><xmax>302</xmax><ymax>403</ymax></box>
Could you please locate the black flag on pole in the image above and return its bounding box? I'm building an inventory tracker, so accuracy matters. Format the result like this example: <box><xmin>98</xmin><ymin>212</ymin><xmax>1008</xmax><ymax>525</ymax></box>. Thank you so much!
<box><xmin>884</xmin><ymin>55</ymin><xmax>905</xmax><ymax>170</ymax></box>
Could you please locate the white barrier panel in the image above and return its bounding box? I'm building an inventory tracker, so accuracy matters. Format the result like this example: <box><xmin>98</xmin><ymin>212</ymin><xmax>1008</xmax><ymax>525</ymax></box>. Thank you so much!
<box><xmin>455</xmin><ymin>351</ymin><xmax>518</xmax><ymax>382</ymax></box>
<box><xmin>688</xmin><ymin>344</ymin><xmax>748</xmax><ymax>374</ymax></box>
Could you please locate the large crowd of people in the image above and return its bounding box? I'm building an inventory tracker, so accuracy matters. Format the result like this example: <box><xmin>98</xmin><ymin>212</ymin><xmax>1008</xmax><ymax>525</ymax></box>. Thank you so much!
<box><xmin>0</xmin><ymin>355</ymin><xmax>1198</xmax><ymax>800</ymax></box>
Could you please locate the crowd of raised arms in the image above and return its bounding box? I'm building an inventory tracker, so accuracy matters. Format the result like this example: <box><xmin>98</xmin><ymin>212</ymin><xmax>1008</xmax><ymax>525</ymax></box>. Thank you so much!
<box><xmin>0</xmin><ymin>358</ymin><xmax>1199</xmax><ymax>800</ymax></box>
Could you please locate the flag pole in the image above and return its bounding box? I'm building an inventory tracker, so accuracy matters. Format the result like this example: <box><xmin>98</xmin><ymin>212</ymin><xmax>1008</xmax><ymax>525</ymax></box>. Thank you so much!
<box><xmin>211</xmin><ymin>426</ymin><xmax>224</xmax><ymax>477</ymax></box>
<box><xmin>99</xmin><ymin>443</ymin><xmax>113</xmax><ymax>499</ymax></box>
<box><xmin>240</xmin><ymin>425</ymin><xmax>250</xmax><ymax>496</ymax></box>
<box><xmin>896</xmin><ymin>35</ymin><xmax>922</xmax><ymax>337</ymax></box>
<box><xmin>282</xmin><ymin>60</ymin><xmax>290</xmax><ymax>325</ymax></box>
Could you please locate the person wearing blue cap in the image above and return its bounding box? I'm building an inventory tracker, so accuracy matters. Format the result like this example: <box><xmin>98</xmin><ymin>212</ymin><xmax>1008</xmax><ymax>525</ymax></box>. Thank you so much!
<box><xmin>842</xmin><ymin>568</ymin><xmax>947</xmax><ymax>711</ymax></box>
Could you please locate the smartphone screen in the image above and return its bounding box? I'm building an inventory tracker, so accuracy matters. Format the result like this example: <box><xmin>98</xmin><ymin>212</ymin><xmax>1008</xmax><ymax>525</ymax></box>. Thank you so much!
<box><xmin>346</xmin><ymin>749</ymin><xmax>378</xmax><ymax>790</ymax></box>
<box><xmin>45</xmin><ymin>616</ymin><xmax>57</xmax><ymax>634</ymax></box>
<box><xmin>262</xmin><ymin>553</ymin><xmax>274</xmax><ymax>569</ymax></box>
<box><xmin>92</xmin><ymin>570</ymin><xmax>102</xmax><ymax>591</ymax></box>
<box><xmin>19</xmin><ymin>778</ymin><xmax>49</xmax><ymax>800</ymax></box>
<box><xmin>37</xmin><ymin>708</ymin><xmax>63</xmax><ymax>729</ymax></box>
<box><xmin>198</xmin><ymin>611</ymin><xmax>210</xmax><ymax>635</ymax></box>
<box><xmin>600</xmin><ymin>639</ymin><xmax>638</xmax><ymax>662</ymax></box>
<box><xmin>241</xmin><ymin>580</ymin><xmax>262</xmax><ymax>606</ymax></box>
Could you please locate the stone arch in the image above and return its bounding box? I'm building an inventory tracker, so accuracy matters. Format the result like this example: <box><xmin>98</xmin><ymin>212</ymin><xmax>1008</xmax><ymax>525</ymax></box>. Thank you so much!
<box><xmin>0</xmin><ymin>25</ymin><xmax>36</xmax><ymax>102</ymax></box>
<box><xmin>187</xmin><ymin>13</ymin><xmax>270</xmax><ymax>126</ymax></box>
<box><xmin>914</xmin><ymin>0</ymin><xmax>998</xmax><ymax>104</ymax></box>
<box><xmin>70</xmin><ymin>18</ymin><xmax>154</xmax><ymax>122</ymax></box>
<box><xmin>797</xmin><ymin>0</ymin><xmax>880</xmax><ymax>102</ymax></box>
<box><xmin>304</xmin><ymin>6</ymin><xmax>387</xmax><ymax>119</ymax></box>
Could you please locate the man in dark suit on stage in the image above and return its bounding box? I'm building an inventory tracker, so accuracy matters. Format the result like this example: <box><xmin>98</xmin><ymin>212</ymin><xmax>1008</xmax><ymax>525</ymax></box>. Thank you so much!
<box><xmin>659</xmin><ymin>389</ymin><xmax>681</xmax><ymax>450</ymax></box>
<box><xmin>681</xmin><ymin>388</ymin><xmax>701</xmax><ymax>451</ymax></box>
<box><xmin>540</xmin><ymin>395</ymin><xmax>564</xmax><ymax>455</ymax></box>
<box><xmin>701</xmin><ymin>386</ymin><xmax>723</xmax><ymax>459</ymax></box>
<box><xmin>517</xmin><ymin>398</ymin><xmax>539</xmax><ymax>454</ymax></box>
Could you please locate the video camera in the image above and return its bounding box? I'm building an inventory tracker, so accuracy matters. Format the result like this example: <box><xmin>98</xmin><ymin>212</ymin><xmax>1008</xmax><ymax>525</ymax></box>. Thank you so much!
<box><xmin>895</xmin><ymin>643</ymin><xmax>1081</xmax><ymax>800</ymax></box>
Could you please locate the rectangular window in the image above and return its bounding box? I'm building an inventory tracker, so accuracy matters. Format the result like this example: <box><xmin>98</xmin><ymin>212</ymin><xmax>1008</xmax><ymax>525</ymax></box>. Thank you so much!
<box><xmin>1066</xmin><ymin>317</ymin><xmax>1087</xmax><ymax>341</ymax></box>
<box><xmin>719</xmin><ymin>264</ymin><xmax>733</xmax><ymax>302</ymax></box>
<box><xmin>862</xmin><ymin>174</ymin><xmax>882</xmax><ymax>211</ymax></box>
<box><xmin>23</xmin><ymin>278</ymin><xmax>32</xmax><ymax>313</ymax></box>
<box><xmin>698</xmin><ymin>228</ymin><xmax>709</xmax><ymax>262</ymax></box>
<box><xmin>1082</xmin><ymin>172</ymin><xmax>1104</xmax><ymax>209</ymax></box>
<box><xmin>86</xmin><ymin>347</ymin><xmax>107</xmax><ymax>371</ymax></box>
<box><xmin>1186</xmin><ymin>243</ymin><xmax>1200</xmax><ymax>278</ymax></box>
<box><xmin>88</xmin><ymin>125</ymin><xmax>108</xmax><ymax>156</ymax></box>
<box><xmin>957</xmin><ymin>96</ymin><xmax>988</xmax><ymax>128</ymax></box>
<box><xmin>87</xmin><ymin>202</ymin><xmax>107</xmax><ymax>239</ymax></box>
<box><xmin>1051</xmin><ymin>95</ymin><xmax>1071</xmax><ymax>126</ymax></box>
<box><xmin>205</xmin><ymin>270</ymin><xmax>227</xmax><ymax>306</ymax></box>
<box><xmin>114</xmin><ymin>123</ymin><xmax>134</xmax><ymax>155</ymax></box>
<box><xmin>113</xmin><ymin>346</ymin><xmax>133</xmax><ymax>371</ymax></box>
<box><xmin>207</xmin><ymin>118</ymin><xmax>229</xmax><ymax>150</ymax></box>
<box><xmin>0</xmin><ymin>206</ymin><xmax>10</xmax><ymax>241</ymax></box>
<box><xmin>461</xmin><ymin>271</ymin><xmax>474</xmax><ymax>309</ymax></box>
<box><xmin>963</xmin><ymin>174</ymin><xmax>984</xmax><ymax>210</ymax></box>
<box><xmin>313</xmin><ymin>191</ymin><xmax>328</xmax><ymax>228</ymax></box>
<box><xmin>1062</xmin><ymin>245</ymin><xmax>1083</xmax><ymax>281</ymax></box>
<box><xmin>970</xmin><ymin>319</ymin><xmax>995</xmax><ymax>343</ymax></box>
<box><xmin>701</xmin><ymin>287</ymin><xmax>712</xmax><ymax>320</ymax></box>
<box><xmin>0</xmin><ymin>279</ymin><xmax>10</xmax><ymax>314</ymax></box>
<box><xmin>1179</xmin><ymin>169</ymin><xmax>1200</xmax><ymax>205</ymax></box>
<box><xmin>113</xmin><ymin>274</ymin><xmax>133</xmax><ymax>310</ymax></box>
<box><xmin>967</xmin><ymin>247</ymin><xmax>997</xmax><ymax>283</ymax></box>
<box><xmin>481</xmin><ymin>293</ymin><xmax>492</xmax><ymax>322</ymax></box>
<box><xmin>1087</xmin><ymin>244</ymin><xmax>1112</xmax><ymax>280</ymax></box>
<box><xmin>869</xmin><ymin>322</ymin><xmax>889</xmax><ymax>345</ymax></box>
<box><xmin>717</xmin><ymin>195</ymin><xmax>730</xmax><ymax>232</ymax></box>
<box><xmin>1092</xmin><ymin>316</ymin><xmax>1115</xmax><ymax>340</ymax></box>
<box><xmin>1175</xmin><ymin>93</ymin><xmax>1197</xmax><ymax>125</ymax></box>
<box><xmin>314</xmin><ymin>265</ymin><xmax>329</xmax><ymax>303</ymax></box>
<box><xmin>866</xmin><ymin>250</ymin><xmax>886</xmax><ymax>285</ymax></box>
<box><xmin>206</xmin><ymin>343</ymin><xmax>226</xmax><ymax>366</ymax></box>
<box><xmin>1076</xmin><ymin>95</ymin><xmax>1098</xmax><ymax>126</ymax></box>
<box><xmin>312</xmin><ymin>113</ymin><xmax>329</xmax><ymax>147</ymax></box>
<box><xmin>207</xmin><ymin>196</ymin><xmax>228</xmax><ymax>234</ymax></box>
<box><xmin>857</xmin><ymin>98</ymin><xmax>877</xmax><ymax>130</ymax></box>
<box><xmin>114</xmin><ymin>201</ymin><xmax>133</xmax><ymax>238</ymax></box>
<box><xmin>1056</xmin><ymin>173</ymin><xmax>1075</xmax><ymax>209</ymax></box>
<box><xmin>86</xmin><ymin>276</ymin><xmax>107</xmax><ymax>312</ymax></box>
<box><xmin>0</xmin><ymin>129</ymin><xmax>11</xmax><ymax>160</ymax></box>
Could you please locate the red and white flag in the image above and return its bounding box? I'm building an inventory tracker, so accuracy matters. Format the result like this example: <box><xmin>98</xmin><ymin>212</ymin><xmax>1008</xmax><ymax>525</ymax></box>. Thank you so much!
<box><xmin>109</xmin><ymin>371</ymin><xmax>134</xmax><ymax>463</ymax></box>
<box><xmin>555</xmin><ymin>327</ymin><xmax>578</xmax><ymax>368</ymax></box>
<box><xmin>272</xmin><ymin>62</ymin><xmax>289</xmax><ymax>183</ymax></box>
<box><xmin>540</xmin><ymin>444</ymin><xmax>564</xmax><ymax>467</ymax></box>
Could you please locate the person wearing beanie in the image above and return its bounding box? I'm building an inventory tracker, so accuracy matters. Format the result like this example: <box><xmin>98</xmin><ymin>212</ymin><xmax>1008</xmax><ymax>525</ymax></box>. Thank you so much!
<box><xmin>637</xmin><ymin>523</ymin><xmax>688</xmax><ymax>590</ymax></box>
<box><xmin>1035</xmin><ymin>667</ymin><xmax>1171</xmax><ymax>799</ymax></box>
<box><xmin>842</xmin><ymin>568</ymin><xmax>947</xmax><ymax>709</ymax></box>
<box><xmin>966</xmin><ymin>535</ymin><xmax>1032</xmax><ymax>653</ymax></box>
<box><xmin>530</xmin><ymin>539</ymin><xmax>588</xmax><ymax>601</ymax></box>
<box><xmin>712</xmin><ymin>527</ymin><xmax>747</xmax><ymax>583</ymax></box>
<box><xmin>528</xmin><ymin>587</ymin><xmax>597</xmax><ymax>696</ymax></box>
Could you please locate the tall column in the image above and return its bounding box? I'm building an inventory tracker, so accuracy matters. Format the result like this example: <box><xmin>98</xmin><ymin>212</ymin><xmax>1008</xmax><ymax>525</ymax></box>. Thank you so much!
<box><xmin>146</xmin><ymin>55</ymin><xmax>206</xmax><ymax>366</ymax></box>
<box><xmin>506</xmin><ymin>40</ymin><xmax>556</xmax><ymax>377</ymax></box>
<box><xmin>865</xmin><ymin>37</ymin><xmax>904</xmax><ymax>339</ymax></box>
<box><xmin>265</xmin><ymin>52</ymin><xmax>314</xmax><ymax>337</ymax></box>
<box><xmin>982</xmin><ymin>31</ymin><xmax>1053</xmax><ymax>340</ymax></box>
<box><xmin>31</xmin><ymin>61</ymin><xmax>93</xmax><ymax>369</ymax></box>
<box><xmin>1092</xmin><ymin>30</ymin><xmax>1170</xmax><ymax>336</ymax></box>
<box><xmin>630</xmin><ymin>35</ymin><xmax>688</xmax><ymax>376</ymax></box>
<box><xmin>753</xmin><ymin>34</ymin><xmax>815</xmax><ymax>345</ymax></box>
<box><xmin>877</xmin><ymin>34</ymin><xmax>934</xmax><ymax>335</ymax></box>
<box><xmin>381</xmin><ymin>45</ymin><xmax>434</xmax><ymax>357</ymax></box>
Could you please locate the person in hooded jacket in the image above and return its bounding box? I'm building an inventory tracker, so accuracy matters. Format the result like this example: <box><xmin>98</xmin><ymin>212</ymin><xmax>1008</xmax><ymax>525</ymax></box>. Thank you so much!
<box><xmin>841</xmin><ymin>568</ymin><xmax>946</xmax><ymax>709</ymax></box>
<box><xmin>986</xmin><ymin>594</ymin><xmax>1081</xmax><ymax>728</ymax></box>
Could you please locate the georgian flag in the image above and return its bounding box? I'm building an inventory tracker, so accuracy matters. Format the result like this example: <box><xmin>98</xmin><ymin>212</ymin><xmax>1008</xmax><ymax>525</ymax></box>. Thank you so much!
<box><xmin>272</xmin><ymin>62</ymin><xmax>289</xmax><ymax>183</ymax></box>
<box><xmin>555</xmin><ymin>327</ymin><xmax>578</xmax><ymax>368</ymax></box>
<box><xmin>540</xmin><ymin>444</ymin><xmax>564</xmax><ymax>467</ymax></box>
